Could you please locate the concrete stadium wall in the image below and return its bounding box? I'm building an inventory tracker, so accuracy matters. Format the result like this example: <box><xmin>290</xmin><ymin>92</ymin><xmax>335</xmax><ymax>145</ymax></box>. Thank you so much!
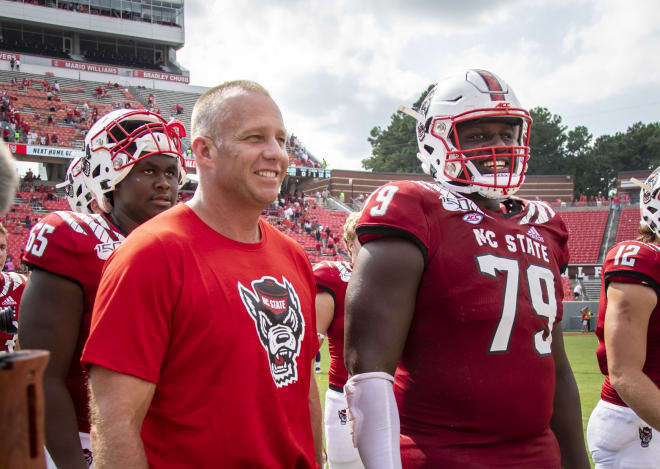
<box><xmin>562</xmin><ymin>301</ymin><xmax>600</xmax><ymax>332</ymax></box>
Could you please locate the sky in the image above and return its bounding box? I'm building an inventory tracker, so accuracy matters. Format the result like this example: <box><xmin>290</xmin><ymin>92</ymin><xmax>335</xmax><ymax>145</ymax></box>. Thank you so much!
<box><xmin>178</xmin><ymin>0</ymin><xmax>660</xmax><ymax>171</ymax></box>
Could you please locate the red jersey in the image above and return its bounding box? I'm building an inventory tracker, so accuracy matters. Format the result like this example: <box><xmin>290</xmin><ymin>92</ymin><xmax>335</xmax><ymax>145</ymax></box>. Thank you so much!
<box><xmin>0</xmin><ymin>272</ymin><xmax>28</xmax><ymax>353</ymax></box>
<box><xmin>83</xmin><ymin>204</ymin><xmax>318</xmax><ymax>468</ymax></box>
<box><xmin>313</xmin><ymin>260</ymin><xmax>352</xmax><ymax>388</ymax></box>
<box><xmin>596</xmin><ymin>240</ymin><xmax>660</xmax><ymax>406</ymax></box>
<box><xmin>357</xmin><ymin>181</ymin><xmax>569</xmax><ymax>468</ymax></box>
<box><xmin>22</xmin><ymin>211</ymin><xmax>124</xmax><ymax>433</ymax></box>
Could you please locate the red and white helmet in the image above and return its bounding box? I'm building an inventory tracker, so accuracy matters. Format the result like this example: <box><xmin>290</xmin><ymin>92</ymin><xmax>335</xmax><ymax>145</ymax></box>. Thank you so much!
<box><xmin>636</xmin><ymin>167</ymin><xmax>660</xmax><ymax>237</ymax></box>
<box><xmin>82</xmin><ymin>109</ymin><xmax>186</xmax><ymax>212</ymax></box>
<box><xmin>57</xmin><ymin>156</ymin><xmax>93</xmax><ymax>213</ymax></box>
<box><xmin>403</xmin><ymin>69</ymin><xmax>532</xmax><ymax>199</ymax></box>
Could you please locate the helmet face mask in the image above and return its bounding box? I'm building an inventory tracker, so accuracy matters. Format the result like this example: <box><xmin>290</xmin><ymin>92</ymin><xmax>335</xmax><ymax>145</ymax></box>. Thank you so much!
<box><xmin>57</xmin><ymin>156</ymin><xmax>93</xmax><ymax>214</ymax></box>
<box><xmin>83</xmin><ymin>109</ymin><xmax>187</xmax><ymax>213</ymax></box>
<box><xmin>414</xmin><ymin>69</ymin><xmax>532</xmax><ymax>199</ymax></box>
<box><xmin>639</xmin><ymin>167</ymin><xmax>660</xmax><ymax>237</ymax></box>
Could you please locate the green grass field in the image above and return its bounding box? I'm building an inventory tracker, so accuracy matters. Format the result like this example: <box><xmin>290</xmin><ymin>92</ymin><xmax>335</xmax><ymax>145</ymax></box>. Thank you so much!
<box><xmin>315</xmin><ymin>332</ymin><xmax>602</xmax><ymax>467</ymax></box>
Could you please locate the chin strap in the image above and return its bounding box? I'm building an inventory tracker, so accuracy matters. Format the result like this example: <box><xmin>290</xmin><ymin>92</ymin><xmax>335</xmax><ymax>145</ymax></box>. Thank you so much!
<box><xmin>344</xmin><ymin>372</ymin><xmax>401</xmax><ymax>469</ymax></box>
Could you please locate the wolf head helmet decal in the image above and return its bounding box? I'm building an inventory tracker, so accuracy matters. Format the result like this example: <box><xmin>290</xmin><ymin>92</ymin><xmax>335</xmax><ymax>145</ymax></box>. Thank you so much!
<box><xmin>239</xmin><ymin>276</ymin><xmax>305</xmax><ymax>387</ymax></box>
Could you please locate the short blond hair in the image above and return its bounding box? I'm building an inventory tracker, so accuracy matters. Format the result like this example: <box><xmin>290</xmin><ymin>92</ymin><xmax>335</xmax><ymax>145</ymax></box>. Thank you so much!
<box><xmin>0</xmin><ymin>222</ymin><xmax>7</xmax><ymax>237</ymax></box>
<box><xmin>342</xmin><ymin>212</ymin><xmax>361</xmax><ymax>254</ymax></box>
<box><xmin>191</xmin><ymin>80</ymin><xmax>270</xmax><ymax>142</ymax></box>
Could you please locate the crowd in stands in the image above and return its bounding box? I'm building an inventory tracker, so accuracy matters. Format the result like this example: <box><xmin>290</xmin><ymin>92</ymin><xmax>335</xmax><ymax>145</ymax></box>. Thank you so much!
<box><xmin>263</xmin><ymin>191</ymin><xmax>348</xmax><ymax>263</ymax></box>
<box><xmin>287</xmin><ymin>134</ymin><xmax>326</xmax><ymax>169</ymax></box>
<box><xmin>0</xmin><ymin>71</ymin><xmax>148</xmax><ymax>147</ymax></box>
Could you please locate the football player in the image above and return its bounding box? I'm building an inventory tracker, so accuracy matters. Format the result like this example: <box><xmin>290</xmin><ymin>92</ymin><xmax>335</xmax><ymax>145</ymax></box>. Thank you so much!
<box><xmin>587</xmin><ymin>168</ymin><xmax>660</xmax><ymax>468</ymax></box>
<box><xmin>313</xmin><ymin>212</ymin><xmax>363</xmax><ymax>469</ymax></box>
<box><xmin>18</xmin><ymin>109</ymin><xmax>185</xmax><ymax>469</ymax></box>
<box><xmin>344</xmin><ymin>69</ymin><xmax>590</xmax><ymax>468</ymax></box>
<box><xmin>0</xmin><ymin>222</ymin><xmax>28</xmax><ymax>353</ymax></box>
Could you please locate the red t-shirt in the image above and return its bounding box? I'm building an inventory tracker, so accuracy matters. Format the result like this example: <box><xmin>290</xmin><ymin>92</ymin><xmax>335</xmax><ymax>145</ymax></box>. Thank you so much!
<box><xmin>357</xmin><ymin>181</ymin><xmax>568</xmax><ymax>468</ymax></box>
<box><xmin>313</xmin><ymin>260</ymin><xmax>352</xmax><ymax>388</ymax></box>
<box><xmin>23</xmin><ymin>211</ymin><xmax>124</xmax><ymax>433</ymax></box>
<box><xmin>0</xmin><ymin>272</ymin><xmax>28</xmax><ymax>353</ymax></box>
<box><xmin>83</xmin><ymin>204</ymin><xmax>318</xmax><ymax>468</ymax></box>
<box><xmin>596</xmin><ymin>240</ymin><xmax>660</xmax><ymax>406</ymax></box>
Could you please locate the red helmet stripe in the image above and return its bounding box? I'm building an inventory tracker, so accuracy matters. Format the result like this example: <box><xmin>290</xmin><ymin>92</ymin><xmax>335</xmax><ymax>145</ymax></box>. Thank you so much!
<box><xmin>475</xmin><ymin>69</ymin><xmax>505</xmax><ymax>101</ymax></box>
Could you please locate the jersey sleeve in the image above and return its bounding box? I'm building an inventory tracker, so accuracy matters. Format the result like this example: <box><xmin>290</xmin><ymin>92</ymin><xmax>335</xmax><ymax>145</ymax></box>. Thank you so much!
<box><xmin>356</xmin><ymin>181</ymin><xmax>430</xmax><ymax>260</ymax></box>
<box><xmin>313</xmin><ymin>262</ymin><xmax>339</xmax><ymax>301</ymax></box>
<box><xmin>22</xmin><ymin>212</ymin><xmax>86</xmax><ymax>284</ymax></box>
<box><xmin>603</xmin><ymin>242</ymin><xmax>660</xmax><ymax>296</ymax></box>
<box><xmin>82</xmin><ymin>228</ymin><xmax>181</xmax><ymax>384</ymax></box>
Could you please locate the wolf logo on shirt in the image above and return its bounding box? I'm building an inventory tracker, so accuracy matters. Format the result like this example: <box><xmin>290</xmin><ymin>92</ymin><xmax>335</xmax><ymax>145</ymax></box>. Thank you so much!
<box><xmin>239</xmin><ymin>275</ymin><xmax>305</xmax><ymax>388</ymax></box>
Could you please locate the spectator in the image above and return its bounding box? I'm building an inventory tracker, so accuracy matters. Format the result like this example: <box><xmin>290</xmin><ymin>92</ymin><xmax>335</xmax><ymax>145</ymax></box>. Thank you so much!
<box><xmin>39</xmin><ymin>135</ymin><xmax>46</xmax><ymax>146</ymax></box>
<box><xmin>15</xmin><ymin>59</ymin><xmax>20</xmax><ymax>71</ymax></box>
<box><xmin>580</xmin><ymin>307</ymin><xmax>592</xmax><ymax>333</ymax></box>
<box><xmin>24</xmin><ymin>215</ymin><xmax>31</xmax><ymax>229</ymax></box>
<box><xmin>51</xmin><ymin>134</ymin><xmax>58</xmax><ymax>145</ymax></box>
<box><xmin>573</xmin><ymin>282</ymin><xmax>583</xmax><ymax>300</ymax></box>
<box><xmin>47</xmin><ymin>114</ymin><xmax>53</xmax><ymax>124</ymax></box>
<box><xmin>34</xmin><ymin>112</ymin><xmax>40</xmax><ymax>122</ymax></box>
<box><xmin>53</xmin><ymin>80</ymin><xmax>60</xmax><ymax>93</ymax></box>
<box><xmin>46</xmin><ymin>90</ymin><xmax>53</xmax><ymax>101</ymax></box>
<box><xmin>9</xmin><ymin>56</ymin><xmax>15</xmax><ymax>71</ymax></box>
<box><xmin>174</xmin><ymin>103</ymin><xmax>183</xmax><ymax>115</ymax></box>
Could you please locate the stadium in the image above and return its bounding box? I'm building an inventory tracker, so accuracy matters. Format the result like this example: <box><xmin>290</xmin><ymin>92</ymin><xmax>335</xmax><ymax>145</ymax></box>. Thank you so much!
<box><xmin>1</xmin><ymin>1</ymin><xmax>658</xmax><ymax>468</ymax></box>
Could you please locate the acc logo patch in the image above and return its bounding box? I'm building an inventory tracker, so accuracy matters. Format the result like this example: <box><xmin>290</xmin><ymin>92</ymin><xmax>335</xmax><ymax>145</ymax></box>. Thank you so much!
<box><xmin>9</xmin><ymin>144</ymin><xmax>16</xmax><ymax>153</ymax></box>
<box><xmin>462</xmin><ymin>212</ymin><xmax>483</xmax><ymax>224</ymax></box>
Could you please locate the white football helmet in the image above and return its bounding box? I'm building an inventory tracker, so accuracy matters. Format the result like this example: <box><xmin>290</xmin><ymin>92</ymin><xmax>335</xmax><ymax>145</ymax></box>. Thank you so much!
<box><xmin>403</xmin><ymin>69</ymin><xmax>532</xmax><ymax>199</ymax></box>
<box><xmin>57</xmin><ymin>156</ymin><xmax>93</xmax><ymax>213</ymax></box>
<box><xmin>82</xmin><ymin>109</ymin><xmax>186</xmax><ymax>213</ymax></box>
<box><xmin>637</xmin><ymin>167</ymin><xmax>660</xmax><ymax>237</ymax></box>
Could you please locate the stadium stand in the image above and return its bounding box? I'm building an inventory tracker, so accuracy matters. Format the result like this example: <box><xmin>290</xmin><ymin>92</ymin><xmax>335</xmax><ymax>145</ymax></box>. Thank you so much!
<box><xmin>615</xmin><ymin>207</ymin><xmax>640</xmax><ymax>243</ymax></box>
<box><xmin>129</xmin><ymin>86</ymin><xmax>203</xmax><ymax>146</ymax></box>
<box><xmin>559</xmin><ymin>209</ymin><xmax>609</xmax><ymax>264</ymax></box>
<box><xmin>0</xmin><ymin>70</ymin><xmax>144</xmax><ymax>149</ymax></box>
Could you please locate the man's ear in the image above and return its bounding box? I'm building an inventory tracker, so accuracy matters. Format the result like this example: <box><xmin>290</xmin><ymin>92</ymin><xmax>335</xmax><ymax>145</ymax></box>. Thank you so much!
<box><xmin>191</xmin><ymin>136</ymin><xmax>216</xmax><ymax>170</ymax></box>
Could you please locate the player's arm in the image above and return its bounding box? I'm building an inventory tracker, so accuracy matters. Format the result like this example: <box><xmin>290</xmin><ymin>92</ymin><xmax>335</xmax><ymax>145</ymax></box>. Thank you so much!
<box><xmin>344</xmin><ymin>237</ymin><xmax>424</xmax><ymax>469</ymax></box>
<box><xmin>315</xmin><ymin>290</ymin><xmax>335</xmax><ymax>345</ymax></box>
<box><xmin>87</xmin><ymin>365</ymin><xmax>155</xmax><ymax>469</ymax></box>
<box><xmin>309</xmin><ymin>360</ymin><xmax>324</xmax><ymax>468</ymax></box>
<box><xmin>18</xmin><ymin>269</ymin><xmax>88</xmax><ymax>469</ymax></box>
<box><xmin>549</xmin><ymin>323</ymin><xmax>590</xmax><ymax>469</ymax></box>
<box><xmin>604</xmin><ymin>281</ymin><xmax>660</xmax><ymax>430</ymax></box>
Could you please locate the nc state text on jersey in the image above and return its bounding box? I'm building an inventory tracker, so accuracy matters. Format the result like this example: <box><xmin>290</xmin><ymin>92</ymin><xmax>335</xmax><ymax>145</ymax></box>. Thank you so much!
<box><xmin>472</xmin><ymin>229</ymin><xmax>550</xmax><ymax>263</ymax></box>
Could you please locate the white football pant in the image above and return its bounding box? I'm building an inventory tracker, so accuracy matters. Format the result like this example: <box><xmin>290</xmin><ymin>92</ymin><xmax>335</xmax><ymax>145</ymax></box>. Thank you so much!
<box><xmin>587</xmin><ymin>399</ymin><xmax>659</xmax><ymax>469</ymax></box>
<box><xmin>325</xmin><ymin>388</ymin><xmax>364</xmax><ymax>469</ymax></box>
<box><xmin>45</xmin><ymin>431</ymin><xmax>94</xmax><ymax>468</ymax></box>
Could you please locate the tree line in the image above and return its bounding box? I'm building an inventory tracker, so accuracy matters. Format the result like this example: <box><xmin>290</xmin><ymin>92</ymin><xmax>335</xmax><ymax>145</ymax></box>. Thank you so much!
<box><xmin>362</xmin><ymin>86</ymin><xmax>660</xmax><ymax>198</ymax></box>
